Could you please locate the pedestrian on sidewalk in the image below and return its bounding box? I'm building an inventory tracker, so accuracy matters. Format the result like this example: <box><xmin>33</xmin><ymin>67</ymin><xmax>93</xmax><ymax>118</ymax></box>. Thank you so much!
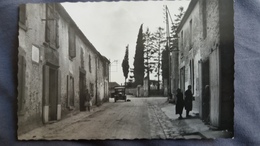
<box><xmin>84</xmin><ymin>88</ymin><xmax>92</xmax><ymax>111</ymax></box>
<box><xmin>175</xmin><ymin>88</ymin><xmax>184</xmax><ymax>119</ymax></box>
<box><xmin>184</xmin><ymin>85</ymin><xmax>194</xmax><ymax>118</ymax></box>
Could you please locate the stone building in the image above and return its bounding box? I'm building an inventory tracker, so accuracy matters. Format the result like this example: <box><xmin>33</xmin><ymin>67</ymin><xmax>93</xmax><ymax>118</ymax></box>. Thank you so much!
<box><xmin>170</xmin><ymin>0</ymin><xmax>234</xmax><ymax>130</ymax></box>
<box><xmin>18</xmin><ymin>3</ymin><xmax>110</xmax><ymax>134</ymax></box>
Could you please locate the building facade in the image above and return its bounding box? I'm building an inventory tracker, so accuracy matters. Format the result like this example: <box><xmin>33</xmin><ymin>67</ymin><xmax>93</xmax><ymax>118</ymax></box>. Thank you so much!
<box><xmin>18</xmin><ymin>3</ymin><xmax>110</xmax><ymax>135</ymax></box>
<box><xmin>171</xmin><ymin>0</ymin><xmax>234</xmax><ymax>130</ymax></box>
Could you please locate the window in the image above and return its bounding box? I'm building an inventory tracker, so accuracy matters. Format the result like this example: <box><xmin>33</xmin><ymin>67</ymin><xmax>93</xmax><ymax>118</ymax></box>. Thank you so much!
<box><xmin>180</xmin><ymin>67</ymin><xmax>185</xmax><ymax>92</ymax></box>
<box><xmin>69</xmin><ymin>26</ymin><xmax>76</xmax><ymax>59</ymax></box>
<box><xmin>80</xmin><ymin>48</ymin><xmax>84</xmax><ymax>67</ymax></box>
<box><xmin>89</xmin><ymin>54</ymin><xmax>92</xmax><ymax>73</ymax></box>
<box><xmin>45</xmin><ymin>3</ymin><xmax>59</xmax><ymax>49</ymax></box>
<box><xmin>103</xmin><ymin>63</ymin><xmax>107</xmax><ymax>77</ymax></box>
<box><xmin>190</xmin><ymin>59</ymin><xmax>194</xmax><ymax>93</ymax></box>
<box><xmin>97</xmin><ymin>59</ymin><xmax>99</xmax><ymax>69</ymax></box>
<box><xmin>202</xmin><ymin>0</ymin><xmax>207</xmax><ymax>39</ymax></box>
<box><xmin>181</xmin><ymin>31</ymin><xmax>184</xmax><ymax>50</ymax></box>
<box><xmin>189</xmin><ymin>19</ymin><xmax>193</xmax><ymax>50</ymax></box>
<box><xmin>19</xmin><ymin>5</ymin><xmax>26</xmax><ymax>26</ymax></box>
<box><xmin>180</xmin><ymin>31</ymin><xmax>184</xmax><ymax>57</ymax></box>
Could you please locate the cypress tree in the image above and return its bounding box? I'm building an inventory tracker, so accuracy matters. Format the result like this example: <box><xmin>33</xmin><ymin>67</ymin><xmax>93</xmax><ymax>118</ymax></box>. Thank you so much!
<box><xmin>133</xmin><ymin>24</ymin><xmax>145</xmax><ymax>86</ymax></box>
<box><xmin>122</xmin><ymin>45</ymin><xmax>129</xmax><ymax>86</ymax></box>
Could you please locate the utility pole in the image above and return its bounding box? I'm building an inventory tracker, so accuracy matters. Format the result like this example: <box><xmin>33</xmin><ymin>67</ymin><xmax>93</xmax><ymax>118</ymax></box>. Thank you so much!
<box><xmin>144</xmin><ymin>30</ymin><xmax>151</xmax><ymax>97</ymax></box>
<box><xmin>146</xmin><ymin>42</ymin><xmax>150</xmax><ymax>96</ymax></box>
<box><xmin>157</xmin><ymin>31</ymin><xmax>161</xmax><ymax>92</ymax></box>
<box><xmin>165</xmin><ymin>5</ymin><xmax>170</xmax><ymax>95</ymax></box>
<box><xmin>164</xmin><ymin>5</ymin><xmax>174</xmax><ymax>94</ymax></box>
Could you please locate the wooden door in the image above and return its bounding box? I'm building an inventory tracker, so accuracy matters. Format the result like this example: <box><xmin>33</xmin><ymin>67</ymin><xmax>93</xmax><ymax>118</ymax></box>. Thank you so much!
<box><xmin>49</xmin><ymin>68</ymin><xmax>58</xmax><ymax>121</ymax></box>
<box><xmin>201</xmin><ymin>59</ymin><xmax>210</xmax><ymax>119</ymax></box>
<box><xmin>79</xmin><ymin>72</ymin><xmax>86</xmax><ymax>111</ymax></box>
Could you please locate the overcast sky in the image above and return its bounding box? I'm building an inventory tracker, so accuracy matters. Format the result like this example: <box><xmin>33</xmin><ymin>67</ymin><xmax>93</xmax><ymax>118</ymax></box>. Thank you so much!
<box><xmin>61</xmin><ymin>1</ymin><xmax>190</xmax><ymax>85</ymax></box>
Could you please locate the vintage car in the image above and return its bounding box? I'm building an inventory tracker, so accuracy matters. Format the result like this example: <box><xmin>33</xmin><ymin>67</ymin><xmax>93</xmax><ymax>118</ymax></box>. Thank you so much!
<box><xmin>111</xmin><ymin>86</ymin><xmax>127</xmax><ymax>102</ymax></box>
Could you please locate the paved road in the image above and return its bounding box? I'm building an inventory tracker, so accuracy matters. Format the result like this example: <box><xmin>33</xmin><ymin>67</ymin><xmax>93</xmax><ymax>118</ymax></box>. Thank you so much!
<box><xmin>19</xmin><ymin>96</ymin><xmax>207</xmax><ymax>140</ymax></box>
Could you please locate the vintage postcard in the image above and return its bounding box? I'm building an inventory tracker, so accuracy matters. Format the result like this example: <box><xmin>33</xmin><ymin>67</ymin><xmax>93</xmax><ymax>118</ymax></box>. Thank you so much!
<box><xmin>17</xmin><ymin>0</ymin><xmax>234</xmax><ymax>140</ymax></box>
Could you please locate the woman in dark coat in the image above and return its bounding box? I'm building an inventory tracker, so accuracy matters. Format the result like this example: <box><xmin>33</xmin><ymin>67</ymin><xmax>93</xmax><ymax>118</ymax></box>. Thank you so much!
<box><xmin>176</xmin><ymin>88</ymin><xmax>184</xmax><ymax>119</ymax></box>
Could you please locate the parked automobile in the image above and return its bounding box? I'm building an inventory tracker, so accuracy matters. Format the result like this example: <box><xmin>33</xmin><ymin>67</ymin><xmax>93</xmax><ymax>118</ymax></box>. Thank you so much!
<box><xmin>111</xmin><ymin>86</ymin><xmax>127</xmax><ymax>102</ymax></box>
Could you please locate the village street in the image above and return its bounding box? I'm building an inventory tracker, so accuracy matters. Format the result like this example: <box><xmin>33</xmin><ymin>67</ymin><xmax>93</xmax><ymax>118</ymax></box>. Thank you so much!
<box><xmin>19</xmin><ymin>96</ymin><xmax>230</xmax><ymax>140</ymax></box>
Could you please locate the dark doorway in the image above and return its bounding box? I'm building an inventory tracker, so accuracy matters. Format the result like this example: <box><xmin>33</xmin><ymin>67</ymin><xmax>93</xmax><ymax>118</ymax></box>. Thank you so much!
<box><xmin>79</xmin><ymin>71</ymin><xmax>86</xmax><ymax>111</ymax></box>
<box><xmin>201</xmin><ymin>59</ymin><xmax>210</xmax><ymax>120</ymax></box>
<box><xmin>49</xmin><ymin>68</ymin><xmax>58</xmax><ymax>121</ymax></box>
<box><xmin>180</xmin><ymin>67</ymin><xmax>185</xmax><ymax>93</ymax></box>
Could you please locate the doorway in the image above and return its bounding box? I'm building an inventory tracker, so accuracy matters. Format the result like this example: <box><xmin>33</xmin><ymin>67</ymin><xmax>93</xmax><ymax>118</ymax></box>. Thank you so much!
<box><xmin>180</xmin><ymin>67</ymin><xmax>185</xmax><ymax>93</ymax></box>
<box><xmin>201</xmin><ymin>59</ymin><xmax>210</xmax><ymax>120</ymax></box>
<box><xmin>79</xmin><ymin>71</ymin><xmax>86</xmax><ymax>111</ymax></box>
<box><xmin>49</xmin><ymin>67</ymin><xmax>58</xmax><ymax>121</ymax></box>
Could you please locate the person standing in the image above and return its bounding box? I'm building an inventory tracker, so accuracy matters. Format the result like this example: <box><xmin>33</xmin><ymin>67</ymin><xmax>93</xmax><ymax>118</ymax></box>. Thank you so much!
<box><xmin>85</xmin><ymin>88</ymin><xmax>91</xmax><ymax>111</ymax></box>
<box><xmin>176</xmin><ymin>88</ymin><xmax>184</xmax><ymax>119</ymax></box>
<box><xmin>185</xmin><ymin>85</ymin><xmax>193</xmax><ymax>118</ymax></box>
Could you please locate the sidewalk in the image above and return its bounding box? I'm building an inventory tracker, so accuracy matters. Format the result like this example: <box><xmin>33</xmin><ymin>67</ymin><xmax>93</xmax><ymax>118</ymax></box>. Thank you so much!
<box><xmin>18</xmin><ymin>102</ymin><xmax>112</xmax><ymax>140</ymax></box>
<box><xmin>160</xmin><ymin>101</ymin><xmax>233</xmax><ymax>139</ymax></box>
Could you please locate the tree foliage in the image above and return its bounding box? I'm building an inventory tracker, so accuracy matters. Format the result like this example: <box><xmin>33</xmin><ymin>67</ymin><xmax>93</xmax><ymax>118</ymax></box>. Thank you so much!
<box><xmin>122</xmin><ymin>45</ymin><xmax>129</xmax><ymax>82</ymax></box>
<box><xmin>133</xmin><ymin>24</ymin><xmax>145</xmax><ymax>86</ymax></box>
<box><xmin>169</xmin><ymin>6</ymin><xmax>185</xmax><ymax>49</ymax></box>
<box><xmin>152</xmin><ymin>27</ymin><xmax>166</xmax><ymax>78</ymax></box>
<box><xmin>143</xmin><ymin>28</ymin><xmax>157</xmax><ymax>76</ymax></box>
<box><xmin>161</xmin><ymin>46</ymin><xmax>169</xmax><ymax>79</ymax></box>
<box><xmin>143</xmin><ymin>27</ymin><xmax>166</xmax><ymax>91</ymax></box>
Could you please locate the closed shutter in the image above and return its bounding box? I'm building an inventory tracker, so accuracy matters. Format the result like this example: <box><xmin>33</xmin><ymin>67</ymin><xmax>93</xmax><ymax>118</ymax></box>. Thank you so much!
<box><xmin>19</xmin><ymin>5</ymin><xmax>26</xmax><ymax>25</ymax></box>
<box><xmin>45</xmin><ymin>5</ymin><xmax>50</xmax><ymax>42</ymax></box>
<box><xmin>55</xmin><ymin>17</ymin><xmax>60</xmax><ymax>48</ymax></box>
<box><xmin>70</xmin><ymin>77</ymin><xmax>74</xmax><ymax>106</ymax></box>
<box><xmin>45</xmin><ymin>4</ymin><xmax>59</xmax><ymax>49</ymax></box>
<box><xmin>49</xmin><ymin>8</ymin><xmax>56</xmax><ymax>49</ymax></box>
<box><xmin>69</xmin><ymin>27</ymin><xmax>76</xmax><ymax>58</ymax></box>
<box><xmin>66</xmin><ymin>75</ymin><xmax>69</xmax><ymax>107</ymax></box>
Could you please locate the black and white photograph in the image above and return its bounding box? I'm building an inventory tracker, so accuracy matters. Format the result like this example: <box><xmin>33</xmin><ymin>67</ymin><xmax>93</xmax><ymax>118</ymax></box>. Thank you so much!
<box><xmin>17</xmin><ymin>0</ymin><xmax>234</xmax><ymax>140</ymax></box>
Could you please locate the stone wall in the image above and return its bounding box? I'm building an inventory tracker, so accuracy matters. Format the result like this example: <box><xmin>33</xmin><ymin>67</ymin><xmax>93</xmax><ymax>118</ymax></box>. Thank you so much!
<box><xmin>18</xmin><ymin>4</ymin><xmax>47</xmax><ymax>134</ymax></box>
<box><xmin>176</xmin><ymin>0</ymin><xmax>233</xmax><ymax>129</ymax></box>
<box><xmin>18</xmin><ymin>3</ymin><xmax>110</xmax><ymax>135</ymax></box>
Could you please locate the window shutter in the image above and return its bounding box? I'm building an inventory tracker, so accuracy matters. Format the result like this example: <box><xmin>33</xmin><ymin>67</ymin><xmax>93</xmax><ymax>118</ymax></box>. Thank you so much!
<box><xmin>69</xmin><ymin>27</ymin><xmax>76</xmax><ymax>58</ymax></box>
<box><xmin>69</xmin><ymin>27</ymin><xmax>73</xmax><ymax>57</ymax></box>
<box><xmin>45</xmin><ymin>5</ymin><xmax>50</xmax><ymax>42</ymax></box>
<box><xmin>50</xmin><ymin>16</ymin><xmax>56</xmax><ymax>48</ymax></box>
<box><xmin>71</xmin><ymin>34</ymin><xmax>76</xmax><ymax>58</ymax></box>
<box><xmin>70</xmin><ymin>77</ymin><xmax>74</xmax><ymax>106</ymax></box>
<box><xmin>66</xmin><ymin>75</ymin><xmax>69</xmax><ymax>107</ymax></box>
<box><xmin>56</xmin><ymin>17</ymin><xmax>60</xmax><ymax>48</ymax></box>
<box><xmin>89</xmin><ymin>55</ymin><xmax>92</xmax><ymax>73</ymax></box>
<box><xmin>19</xmin><ymin>5</ymin><xmax>26</xmax><ymax>25</ymax></box>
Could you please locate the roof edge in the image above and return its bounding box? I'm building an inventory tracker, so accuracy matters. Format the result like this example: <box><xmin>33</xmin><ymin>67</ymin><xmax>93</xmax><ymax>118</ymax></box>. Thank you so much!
<box><xmin>176</xmin><ymin>0</ymin><xmax>199</xmax><ymax>33</ymax></box>
<box><xmin>56</xmin><ymin>4</ymin><xmax>110</xmax><ymax>63</ymax></box>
